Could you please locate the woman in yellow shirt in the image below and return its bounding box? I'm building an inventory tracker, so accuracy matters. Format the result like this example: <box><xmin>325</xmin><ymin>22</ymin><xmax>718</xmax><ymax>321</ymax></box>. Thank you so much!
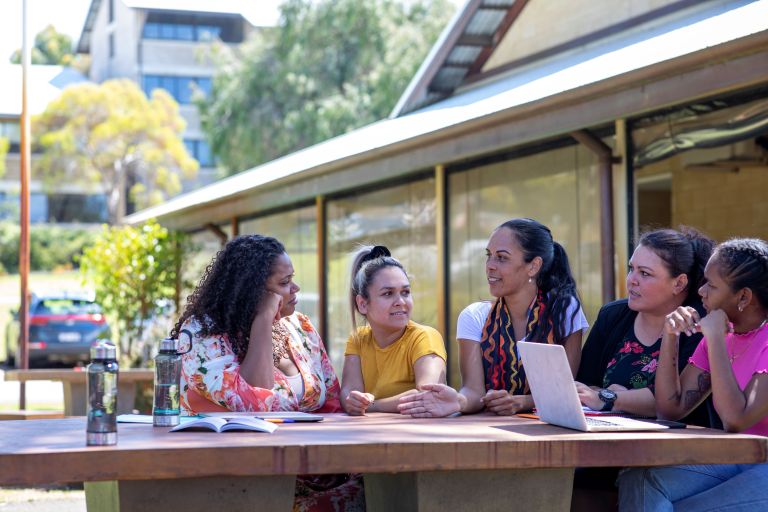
<box><xmin>341</xmin><ymin>245</ymin><xmax>447</xmax><ymax>415</ymax></box>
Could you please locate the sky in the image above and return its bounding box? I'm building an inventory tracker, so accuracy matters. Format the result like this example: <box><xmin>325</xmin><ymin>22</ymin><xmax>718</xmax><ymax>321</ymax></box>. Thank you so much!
<box><xmin>0</xmin><ymin>0</ymin><xmax>466</xmax><ymax>65</ymax></box>
<box><xmin>1</xmin><ymin>0</ymin><xmax>92</xmax><ymax>63</ymax></box>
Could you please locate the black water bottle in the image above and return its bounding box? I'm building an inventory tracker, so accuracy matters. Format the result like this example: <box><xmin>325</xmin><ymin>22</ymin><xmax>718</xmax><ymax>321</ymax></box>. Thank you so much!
<box><xmin>86</xmin><ymin>340</ymin><xmax>119</xmax><ymax>446</ymax></box>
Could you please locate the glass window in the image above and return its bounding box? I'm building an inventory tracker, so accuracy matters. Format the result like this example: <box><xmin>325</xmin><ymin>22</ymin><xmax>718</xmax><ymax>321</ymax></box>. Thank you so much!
<box><xmin>30</xmin><ymin>193</ymin><xmax>48</xmax><ymax>224</ymax></box>
<box><xmin>143</xmin><ymin>22</ymin><xmax>160</xmax><ymax>39</ymax></box>
<box><xmin>326</xmin><ymin>179</ymin><xmax>437</xmax><ymax>374</ymax></box>
<box><xmin>0</xmin><ymin>121</ymin><xmax>20</xmax><ymax>145</ymax></box>
<box><xmin>47</xmin><ymin>194</ymin><xmax>108</xmax><ymax>223</ymax></box>
<box><xmin>142</xmin><ymin>75</ymin><xmax>160</xmax><ymax>97</ymax></box>
<box><xmin>240</xmin><ymin>207</ymin><xmax>319</xmax><ymax>326</ymax></box>
<box><xmin>195</xmin><ymin>77</ymin><xmax>212</xmax><ymax>97</ymax></box>
<box><xmin>177</xmin><ymin>77</ymin><xmax>194</xmax><ymax>104</ymax></box>
<box><xmin>197</xmin><ymin>25</ymin><xmax>221</xmax><ymax>41</ymax></box>
<box><xmin>159</xmin><ymin>76</ymin><xmax>177</xmax><ymax>97</ymax></box>
<box><xmin>184</xmin><ymin>225</ymin><xmax>232</xmax><ymax>301</ymax></box>
<box><xmin>197</xmin><ymin>140</ymin><xmax>213</xmax><ymax>167</ymax></box>
<box><xmin>159</xmin><ymin>23</ymin><xmax>176</xmax><ymax>39</ymax></box>
<box><xmin>176</xmin><ymin>24</ymin><xmax>195</xmax><ymax>41</ymax></box>
<box><xmin>447</xmin><ymin>144</ymin><xmax>603</xmax><ymax>382</ymax></box>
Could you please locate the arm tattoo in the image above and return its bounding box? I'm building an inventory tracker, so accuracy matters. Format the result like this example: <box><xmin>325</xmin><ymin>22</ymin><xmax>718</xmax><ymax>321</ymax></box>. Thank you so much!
<box><xmin>683</xmin><ymin>372</ymin><xmax>712</xmax><ymax>410</ymax></box>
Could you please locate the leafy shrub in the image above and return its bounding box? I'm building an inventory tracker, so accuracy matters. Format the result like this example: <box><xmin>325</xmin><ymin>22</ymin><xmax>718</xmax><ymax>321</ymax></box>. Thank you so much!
<box><xmin>0</xmin><ymin>221</ymin><xmax>98</xmax><ymax>274</ymax></box>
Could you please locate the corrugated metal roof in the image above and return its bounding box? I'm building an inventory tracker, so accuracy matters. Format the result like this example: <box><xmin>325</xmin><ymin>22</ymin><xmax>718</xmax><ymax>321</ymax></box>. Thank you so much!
<box><xmin>126</xmin><ymin>0</ymin><xmax>768</xmax><ymax>227</ymax></box>
<box><xmin>391</xmin><ymin>0</ymin><xmax>527</xmax><ymax>117</ymax></box>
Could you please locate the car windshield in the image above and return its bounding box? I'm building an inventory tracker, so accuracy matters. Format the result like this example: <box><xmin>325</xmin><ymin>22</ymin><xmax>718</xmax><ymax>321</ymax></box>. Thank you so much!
<box><xmin>34</xmin><ymin>299</ymin><xmax>102</xmax><ymax>315</ymax></box>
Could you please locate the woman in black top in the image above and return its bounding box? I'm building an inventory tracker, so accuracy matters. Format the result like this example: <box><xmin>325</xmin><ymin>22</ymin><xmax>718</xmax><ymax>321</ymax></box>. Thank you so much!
<box><xmin>575</xmin><ymin>227</ymin><xmax>715</xmax><ymax>423</ymax></box>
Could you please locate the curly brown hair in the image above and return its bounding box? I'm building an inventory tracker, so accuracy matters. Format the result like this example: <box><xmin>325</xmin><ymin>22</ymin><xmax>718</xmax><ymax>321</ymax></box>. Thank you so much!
<box><xmin>171</xmin><ymin>234</ymin><xmax>286</xmax><ymax>361</ymax></box>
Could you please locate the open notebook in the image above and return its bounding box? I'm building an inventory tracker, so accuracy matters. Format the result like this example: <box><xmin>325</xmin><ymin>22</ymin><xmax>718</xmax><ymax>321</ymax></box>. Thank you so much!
<box><xmin>517</xmin><ymin>341</ymin><xmax>668</xmax><ymax>432</ymax></box>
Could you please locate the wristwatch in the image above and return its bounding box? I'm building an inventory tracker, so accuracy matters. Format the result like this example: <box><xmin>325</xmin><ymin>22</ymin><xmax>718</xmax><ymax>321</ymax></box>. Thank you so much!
<box><xmin>598</xmin><ymin>388</ymin><xmax>618</xmax><ymax>411</ymax></box>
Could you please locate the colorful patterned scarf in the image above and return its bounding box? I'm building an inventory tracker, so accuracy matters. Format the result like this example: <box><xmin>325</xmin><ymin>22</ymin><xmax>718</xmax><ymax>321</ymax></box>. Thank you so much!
<box><xmin>479</xmin><ymin>289</ymin><xmax>556</xmax><ymax>394</ymax></box>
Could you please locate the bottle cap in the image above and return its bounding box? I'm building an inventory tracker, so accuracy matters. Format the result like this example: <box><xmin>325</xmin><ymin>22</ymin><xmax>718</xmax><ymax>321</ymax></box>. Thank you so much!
<box><xmin>90</xmin><ymin>339</ymin><xmax>117</xmax><ymax>360</ymax></box>
<box><xmin>159</xmin><ymin>337</ymin><xmax>177</xmax><ymax>352</ymax></box>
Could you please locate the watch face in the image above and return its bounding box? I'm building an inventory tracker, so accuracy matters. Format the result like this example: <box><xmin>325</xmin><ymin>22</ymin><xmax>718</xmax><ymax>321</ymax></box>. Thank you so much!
<box><xmin>599</xmin><ymin>389</ymin><xmax>617</xmax><ymax>402</ymax></box>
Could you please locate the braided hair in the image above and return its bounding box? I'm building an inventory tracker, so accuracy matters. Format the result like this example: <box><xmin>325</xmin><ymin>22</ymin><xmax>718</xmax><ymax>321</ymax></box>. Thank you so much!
<box><xmin>171</xmin><ymin>235</ymin><xmax>286</xmax><ymax>361</ymax></box>
<box><xmin>713</xmin><ymin>238</ymin><xmax>768</xmax><ymax>309</ymax></box>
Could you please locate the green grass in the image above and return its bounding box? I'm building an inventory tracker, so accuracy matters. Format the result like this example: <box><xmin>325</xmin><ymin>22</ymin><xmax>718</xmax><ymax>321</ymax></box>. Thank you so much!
<box><xmin>0</xmin><ymin>402</ymin><xmax>63</xmax><ymax>412</ymax></box>
<box><xmin>0</xmin><ymin>271</ymin><xmax>85</xmax><ymax>362</ymax></box>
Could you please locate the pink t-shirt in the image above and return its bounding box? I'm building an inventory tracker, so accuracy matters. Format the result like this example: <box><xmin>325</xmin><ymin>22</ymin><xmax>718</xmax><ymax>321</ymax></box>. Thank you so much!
<box><xmin>689</xmin><ymin>324</ymin><xmax>768</xmax><ymax>436</ymax></box>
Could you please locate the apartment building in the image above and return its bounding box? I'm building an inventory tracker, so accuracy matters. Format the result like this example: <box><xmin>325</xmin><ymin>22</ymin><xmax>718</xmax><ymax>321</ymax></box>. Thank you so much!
<box><xmin>76</xmin><ymin>0</ymin><xmax>279</xmax><ymax>192</ymax></box>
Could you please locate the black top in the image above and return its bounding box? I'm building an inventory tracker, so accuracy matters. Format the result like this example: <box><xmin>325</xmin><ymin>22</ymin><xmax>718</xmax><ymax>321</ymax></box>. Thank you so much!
<box><xmin>577</xmin><ymin>299</ymin><xmax>720</xmax><ymax>428</ymax></box>
<box><xmin>601</xmin><ymin>330</ymin><xmax>662</xmax><ymax>393</ymax></box>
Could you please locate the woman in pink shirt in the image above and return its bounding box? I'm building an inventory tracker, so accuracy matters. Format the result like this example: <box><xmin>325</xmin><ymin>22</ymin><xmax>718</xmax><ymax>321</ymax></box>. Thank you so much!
<box><xmin>618</xmin><ymin>238</ymin><xmax>768</xmax><ymax>511</ymax></box>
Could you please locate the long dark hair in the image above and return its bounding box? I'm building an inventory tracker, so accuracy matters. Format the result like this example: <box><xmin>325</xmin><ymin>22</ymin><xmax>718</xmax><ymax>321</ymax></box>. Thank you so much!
<box><xmin>637</xmin><ymin>227</ymin><xmax>714</xmax><ymax>305</ymax></box>
<box><xmin>171</xmin><ymin>235</ymin><xmax>286</xmax><ymax>361</ymax></box>
<box><xmin>713</xmin><ymin>238</ymin><xmax>768</xmax><ymax>310</ymax></box>
<box><xmin>349</xmin><ymin>245</ymin><xmax>406</xmax><ymax>331</ymax></box>
<box><xmin>497</xmin><ymin>218</ymin><xmax>580</xmax><ymax>344</ymax></box>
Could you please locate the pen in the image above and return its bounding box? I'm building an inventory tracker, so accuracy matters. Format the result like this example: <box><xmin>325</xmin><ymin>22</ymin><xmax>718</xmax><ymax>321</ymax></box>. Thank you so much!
<box><xmin>263</xmin><ymin>418</ymin><xmax>296</xmax><ymax>423</ymax></box>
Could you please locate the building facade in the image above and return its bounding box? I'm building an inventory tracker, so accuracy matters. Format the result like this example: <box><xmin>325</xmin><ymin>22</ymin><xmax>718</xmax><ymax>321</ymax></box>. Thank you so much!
<box><xmin>128</xmin><ymin>0</ymin><xmax>768</xmax><ymax>383</ymax></box>
<box><xmin>77</xmin><ymin>0</ymin><xmax>278</xmax><ymax>193</ymax></box>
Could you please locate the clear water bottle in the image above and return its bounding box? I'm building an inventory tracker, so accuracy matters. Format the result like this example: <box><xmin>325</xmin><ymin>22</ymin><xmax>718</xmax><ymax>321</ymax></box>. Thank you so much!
<box><xmin>86</xmin><ymin>340</ymin><xmax>119</xmax><ymax>446</ymax></box>
<box><xmin>153</xmin><ymin>337</ymin><xmax>181</xmax><ymax>427</ymax></box>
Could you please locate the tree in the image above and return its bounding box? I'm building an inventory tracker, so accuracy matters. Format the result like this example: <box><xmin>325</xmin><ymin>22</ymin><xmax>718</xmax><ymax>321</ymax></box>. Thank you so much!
<box><xmin>33</xmin><ymin>79</ymin><xmax>198</xmax><ymax>224</ymax></box>
<box><xmin>199</xmin><ymin>0</ymin><xmax>455</xmax><ymax>175</ymax></box>
<box><xmin>10</xmin><ymin>25</ymin><xmax>74</xmax><ymax>65</ymax></box>
<box><xmin>79</xmin><ymin>220</ymin><xmax>190</xmax><ymax>366</ymax></box>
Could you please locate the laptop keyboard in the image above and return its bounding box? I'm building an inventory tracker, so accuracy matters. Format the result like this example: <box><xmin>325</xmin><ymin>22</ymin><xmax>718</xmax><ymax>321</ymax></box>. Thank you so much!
<box><xmin>585</xmin><ymin>417</ymin><xmax>616</xmax><ymax>427</ymax></box>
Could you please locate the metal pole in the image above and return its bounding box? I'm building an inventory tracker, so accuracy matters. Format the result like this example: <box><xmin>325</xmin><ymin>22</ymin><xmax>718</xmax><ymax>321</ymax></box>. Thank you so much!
<box><xmin>18</xmin><ymin>0</ymin><xmax>32</xmax><ymax>409</ymax></box>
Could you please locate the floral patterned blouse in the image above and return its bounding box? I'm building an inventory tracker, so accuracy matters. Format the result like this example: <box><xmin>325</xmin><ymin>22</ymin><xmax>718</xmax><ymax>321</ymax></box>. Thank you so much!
<box><xmin>603</xmin><ymin>333</ymin><xmax>662</xmax><ymax>393</ymax></box>
<box><xmin>179</xmin><ymin>312</ymin><xmax>341</xmax><ymax>414</ymax></box>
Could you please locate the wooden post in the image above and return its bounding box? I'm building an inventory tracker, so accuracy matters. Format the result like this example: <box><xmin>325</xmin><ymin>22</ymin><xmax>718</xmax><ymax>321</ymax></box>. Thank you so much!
<box><xmin>316</xmin><ymin>196</ymin><xmax>327</xmax><ymax>344</ymax></box>
<box><xmin>18</xmin><ymin>0</ymin><xmax>32</xmax><ymax>409</ymax></box>
<box><xmin>434</xmin><ymin>165</ymin><xmax>450</xmax><ymax>383</ymax></box>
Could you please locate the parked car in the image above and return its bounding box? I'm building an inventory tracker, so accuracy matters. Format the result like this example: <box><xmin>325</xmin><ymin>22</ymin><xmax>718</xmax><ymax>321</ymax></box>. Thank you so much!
<box><xmin>5</xmin><ymin>292</ymin><xmax>111</xmax><ymax>367</ymax></box>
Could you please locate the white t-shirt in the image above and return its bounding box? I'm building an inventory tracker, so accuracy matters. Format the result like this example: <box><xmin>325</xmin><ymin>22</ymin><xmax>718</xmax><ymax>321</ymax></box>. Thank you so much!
<box><xmin>456</xmin><ymin>297</ymin><xmax>589</xmax><ymax>342</ymax></box>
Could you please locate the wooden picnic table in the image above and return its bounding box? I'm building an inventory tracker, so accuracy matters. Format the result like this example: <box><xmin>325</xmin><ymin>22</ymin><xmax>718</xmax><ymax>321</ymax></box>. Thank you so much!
<box><xmin>4</xmin><ymin>368</ymin><xmax>154</xmax><ymax>416</ymax></box>
<box><xmin>0</xmin><ymin>413</ymin><xmax>765</xmax><ymax>512</ymax></box>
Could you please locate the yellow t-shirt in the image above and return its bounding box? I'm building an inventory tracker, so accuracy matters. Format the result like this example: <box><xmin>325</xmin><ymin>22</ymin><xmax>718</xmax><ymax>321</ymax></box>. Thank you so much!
<box><xmin>344</xmin><ymin>321</ymin><xmax>447</xmax><ymax>399</ymax></box>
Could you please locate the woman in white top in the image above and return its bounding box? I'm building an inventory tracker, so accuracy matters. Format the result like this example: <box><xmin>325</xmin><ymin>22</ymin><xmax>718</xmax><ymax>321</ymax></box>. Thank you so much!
<box><xmin>399</xmin><ymin>218</ymin><xmax>588</xmax><ymax>417</ymax></box>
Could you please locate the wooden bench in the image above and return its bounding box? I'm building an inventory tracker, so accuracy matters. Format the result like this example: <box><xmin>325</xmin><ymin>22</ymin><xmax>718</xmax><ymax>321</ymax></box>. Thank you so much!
<box><xmin>0</xmin><ymin>410</ymin><xmax>65</xmax><ymax>420</ymax></box>
<box><xmin>4</xmin><ymin>369</ymin><xmax>154</xmax><ymax>416</ymax></box>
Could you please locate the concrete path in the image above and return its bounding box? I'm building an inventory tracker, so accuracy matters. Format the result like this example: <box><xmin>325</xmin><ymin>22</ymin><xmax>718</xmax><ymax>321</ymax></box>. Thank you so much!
<box><xmin>0</xmin><ymin>488</ymin><xmax>85</xmax><ymax>512</ymax></box>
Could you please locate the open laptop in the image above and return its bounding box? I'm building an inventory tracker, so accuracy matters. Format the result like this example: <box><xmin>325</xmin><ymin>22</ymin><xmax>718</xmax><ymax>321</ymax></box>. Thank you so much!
<box><xmin>517</xmin><ymin>341</ymin><xmax>668</xmax><ymax>432</ymax></box>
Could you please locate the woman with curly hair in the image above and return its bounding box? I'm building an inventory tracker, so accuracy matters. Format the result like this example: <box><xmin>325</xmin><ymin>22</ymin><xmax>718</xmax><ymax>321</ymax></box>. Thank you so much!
<box><xmin>172</xmin><ymin>234</ymin><xmax>364</xmax><ymax>512</ymax></box>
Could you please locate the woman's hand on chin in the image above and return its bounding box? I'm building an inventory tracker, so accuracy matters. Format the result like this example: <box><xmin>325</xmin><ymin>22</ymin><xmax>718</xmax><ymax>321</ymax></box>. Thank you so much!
<box><xmin>398</xmin><ymin>384</ymin><xmax>460</xmax><ymax>418</ymax></box>
<box><xmin>664</xmin><ymin>306</ymin><xmax>701</xmax><ymax>337</ymax></box>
